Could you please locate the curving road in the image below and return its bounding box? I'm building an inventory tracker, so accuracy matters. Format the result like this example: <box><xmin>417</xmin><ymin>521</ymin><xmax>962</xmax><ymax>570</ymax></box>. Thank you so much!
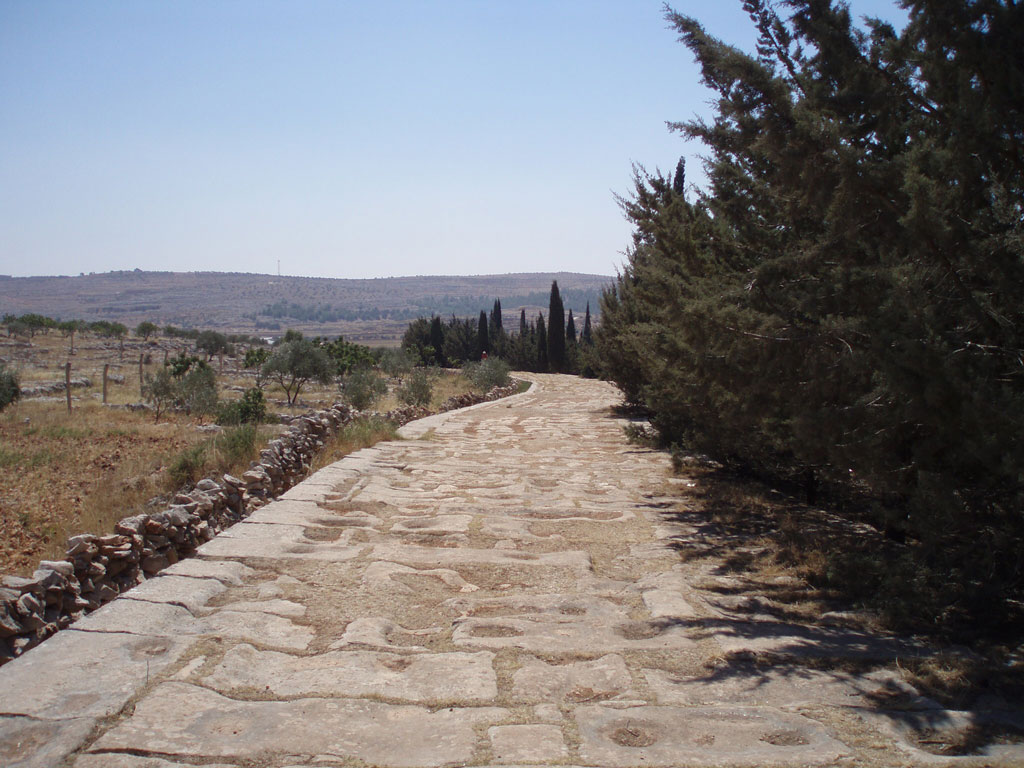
<box><xmin>1</xmin><ymin>374</ymin><xmax>1018</xmax><ymax>767</ymax></box>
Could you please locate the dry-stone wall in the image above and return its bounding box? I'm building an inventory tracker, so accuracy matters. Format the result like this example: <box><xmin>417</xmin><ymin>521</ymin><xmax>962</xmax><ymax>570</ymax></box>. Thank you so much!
<box><xmin>0</xmin><ymin>380</ymin><xmax>519</xmax><ymax>665</ymax></box>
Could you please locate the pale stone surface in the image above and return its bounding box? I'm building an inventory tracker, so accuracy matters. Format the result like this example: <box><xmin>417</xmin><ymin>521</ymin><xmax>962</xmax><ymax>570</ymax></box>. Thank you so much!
<box><xmin>120</xmin><ymin>573</ymin><xmax>226</xmax><ymax>612</ymax></box>
<box><xmin>6</xmin><ymin>374</ymin><xmax>1010</xmax><ymax>767</ymax></box>
<box><xmin>644</xmin><ymin>666</ymin><xmax>928</xmax><ymax>710</ymax></box>
<box><xmin>91</xmin><ymin>682</ymin><xmax>508</xmax><ymax>767</ymax></box>
<box><xmin>71</xmin><ymin>592</ymin><xmax>313</xmax><ymax>649</ymax></box>
<box><xmin>642</xmin><ymin>588</ymin><xmax>698</xmax><ymax>619</ymax></box>
<box><xmin>213</xmin><ymin>598</ymin><xmax>306</xmax><ymax>617</ymax></box>
<box><xmin>512</xmin><ymin>654</ymin><xmax>635</xmax><ymax>703</ymax></box>
<box><xmin>574</xmin><ymin>704</ymin><xmax>850</xmax><ymax>766</ymax></box>
<box><xmin>244</xmin><ymin>498</ymin><xmax>344</xmax><ymax>527</ymax></box>
<box><xmin>0</xmin><ymin>629</ymin><xmax>189</xmax><ymax>719</ymax></box>
<box><xmin>75</xmin><ymin>756</ymin><xmax>236</xmax><ymax>768</ymax></box>
<box><xmin>206</xmin><ymin>644</ymin><xmax>497</xmax><ymax>702</ymax></box>
<box><xmin>196</xmin><ymin>522</ymin><xmax>362</xmax><ymax>561</ymax></box>
<box><xmin>453</xmin><ymin>613</ymin><xmax>698</xmax><ymax>653</ymax></box>
<box><xmin>0</xmin><ymin>716</ymin><xmax>96</xmax><ymax>768</ymax></box>
<box><xmin>159</xmin><ymin>558</ymin><xmax>254</xmax><ymax>585</ymax></box>
<box><xmin>488</xmin><ymin>724</ymin><xmax>567</xmax><ymax>764</ymax></box>
<box><xmin>329</xmin><ymin>616</ymin><xmax>439</xmax><ymax>651</ymax></box>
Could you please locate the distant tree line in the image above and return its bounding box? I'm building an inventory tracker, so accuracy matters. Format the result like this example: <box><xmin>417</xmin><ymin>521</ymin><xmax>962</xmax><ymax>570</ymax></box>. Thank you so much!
<box><xmin>597</xmin><ymin>1</ymin><xmax>1024</xmax><ymax>632</ymax></box>
<box><xmin>400</xmin><ymin>281</ymin><xmax>597</xmax><ymax>375</ymax></box>
<box><xmin>257</xmin><ymin>288</ymin><xmax>604</xmax><ymax>327</ymax></box>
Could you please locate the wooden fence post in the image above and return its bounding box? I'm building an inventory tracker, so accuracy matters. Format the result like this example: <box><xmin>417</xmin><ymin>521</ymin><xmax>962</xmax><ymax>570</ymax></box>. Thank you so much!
<box><xmin>139</xmin><ymin>354</ymin><xmax>144</xmax><ymax>397</ymax></box>
<box><xmin>103</xmin><ymin>363</ymin><xmax>109</xmax><ymax>404</ymax></box>
<box><xmin>65</xmin><ymin>362</ymin><xmax>72</xmax><ymax>413</ymax></box>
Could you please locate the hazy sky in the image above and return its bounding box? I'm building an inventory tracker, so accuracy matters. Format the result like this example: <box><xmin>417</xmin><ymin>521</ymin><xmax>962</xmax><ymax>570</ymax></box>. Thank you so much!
<box><xmin>0</xmin><ymin>1</ymin><xmax>907</xmax><ymax>280</ymax></box>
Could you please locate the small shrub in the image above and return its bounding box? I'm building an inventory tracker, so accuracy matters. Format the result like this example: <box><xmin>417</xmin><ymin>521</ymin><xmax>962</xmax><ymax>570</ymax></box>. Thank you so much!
<box><xmin>0</xmin><ymin>363</ymin><xmax>20</xmax><ymax>412</ymax></box>
<box><xmin>215</xmin><ymin>424</ymin><xmax>259</xmax><ymax>467</ymax></box>
<box><xmin>464</xmin><ymin>358</ymin><xmax>511</xmax><ymax>390</ymax></box>
<box><xmin>178</xmin><ymin>364</ymin><xmax>218</xmax><ymax>421</ymax></box>
<box><xmin>380</xmin><ymin>347</ymin><xmax>416</xmax><ymax>380</ymax></box>
<box><xmin>168</xmin><ymin>443</ymin><xmax>209</xmax><ymax>488</ymax></box>
<box><xmin>397</xmin><ymin>367</ymin><xmax>433</xmax><ymax>406</ymax></box>
<box><xmin>341</xmin><ymin>366</ymin><xmax>387</xmax><ymax>410</ymax></box>
<box><xmin>142</xmin><ymin>367</ymin><xmax>176</xmax><ymax>421</ymax></box>
<box><xmin>216</xmin><ymin>387</ymin><xmax>266</xmax><ymax>425</ymax></box>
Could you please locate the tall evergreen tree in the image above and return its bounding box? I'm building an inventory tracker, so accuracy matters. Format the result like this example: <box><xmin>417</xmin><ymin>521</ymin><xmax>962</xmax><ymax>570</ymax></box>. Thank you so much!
<box><xmin>547</xmin><ymin>281</ymin><xmax>566</xmax><ymax>373</ymax></box>
<box><xmin>428</xmin><ymin>316</ymin><xmax>446</xmax><ymax>367</ymax></box>
<box><xmin>519</xmin><ymin>309</ymin><xmax>528</xmax><ymax>336</ymax></box>
<box><xmin>536</xmin><ymin>313</ymin><xmax>548</xmax><ymax>372</ymax></box>
<box><xmin>489</xmin><ymin>299</ymin><xmax>505</xmax><ymax>357</ymax></box>
<box><xmin>671</xmin><ymin>157</ymin><xmax>686</xmax><ymax>197</ymax></box>
<box><xmin>582</xmin><ymin>303</ymin><xmax>593</xmax><ymax>346</ymax></box>
<box><xmin>565</xmin><ymin>309</ymin><xmax>578</xmax><ymax>375</ymax></box>
<box><xmin>477</xmin><ymin>311</ymin><xmax>489</xmax><ymax>360</ymax></box>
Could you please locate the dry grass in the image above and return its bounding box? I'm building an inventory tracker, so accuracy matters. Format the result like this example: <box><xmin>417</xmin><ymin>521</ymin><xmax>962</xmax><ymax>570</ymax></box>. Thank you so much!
<box><xmin>310</xmin><ymin>416</ymin><xmax>400</xmax><ymax>472</ymax></box>
<box><xmin>375</xmin><ymin>369</ymin><xmax>474</xmax><ymax>412</ymax></box>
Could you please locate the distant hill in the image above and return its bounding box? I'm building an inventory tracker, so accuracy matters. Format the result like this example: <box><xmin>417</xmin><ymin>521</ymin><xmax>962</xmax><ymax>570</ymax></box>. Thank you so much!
<box><xmin>0</xmin><ymin>270</ymin><xmax>612</xmax><ymax>345</ymax></box>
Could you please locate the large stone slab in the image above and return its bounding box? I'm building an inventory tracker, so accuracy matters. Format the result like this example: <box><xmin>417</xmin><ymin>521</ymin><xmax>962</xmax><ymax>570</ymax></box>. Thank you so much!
<box><xmin>205</xmin><ymin>644</ymin><xmax>497</xmax><ymax>702</ymax></box>
<box><xmin>512</xmin><ymin>654</ymin><xmax>636</xmax><ymax>704</ymax></box>
<box><xmin>707</xmin><ymin>618</ymin><xmax>919</xmax><ymax>660</ymax></box>
<box><xmin>371</xmin><ymin>542</ymin><xmax>592</xmax><ymax>571</ymax></box>
<box><xmin>75</xmin><ymin>756</ymin><xmax>236</xmax><ymax>768</ymax></box>
<box><xmin>196</xmin><ymin>521</ymin><xmax>362</xmax><ymax>561</ymax></box>
<box><xmin>453</xmin><ymin>617</ymin><xmax>698</xmax><ymax>653</ymax></box>
<box><xmin>575</xmin><ymin>704</ymin><xmax>850</xmax><ymax>766</ymax></box>
<box><xmin>119</xmin><ymin>573</ymin><xmax>227</xmax><ymax>613</ymax></box>
<box><xmin>0</xmin><ymin>628</ymin><xmax>190</xmax><ymax>720</ymax></box>
<box><xmin>159</xmin><ymin>558</ymin><xmax>254</xmax><ymax>585</ymax></box>
<box><xmin>91</xmin><ymin>682</ymin><xmax>509</xmax><ymax>767</ymax></box>
<box><xmin>0</xmin><ymin>716</ymin><xmax>96</xmax><ymax>768</ymax></box>
<box><xmin>488</xmin><ymin>724</ymin><xmax>567</xmax><ymax>764</ymax></box>
<box><xmin>243</xmin><ymin>498</ymin><xmax>346</xmax><ymax>527</ymax></box>
<box><xmin>644</xmin><ymin>666</ymin><xmax>930</xmax><ymax>710</ymax></box>
<box><xmin>390</xmin><ymin>514</ymin><xmax>473</xmax><ymax>535</ymax></box>
<box><xmin>72</xmin><ymin>593</ymin><xmax>313</xmax><ymax>650</ymax></box>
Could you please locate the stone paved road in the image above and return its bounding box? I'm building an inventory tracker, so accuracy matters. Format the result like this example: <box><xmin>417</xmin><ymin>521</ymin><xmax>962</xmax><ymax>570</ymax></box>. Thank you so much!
<box><xmin>2</xmin><ymin>375</ymin><xmax>1021</xmax><ymax>767</ymax></box>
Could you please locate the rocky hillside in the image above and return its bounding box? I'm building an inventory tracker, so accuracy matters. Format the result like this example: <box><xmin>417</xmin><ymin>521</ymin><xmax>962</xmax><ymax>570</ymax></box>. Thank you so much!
<box><xmin>0</xmin><ymin>270</ymin><xmax>611</xmax><ymax>345</ymax></box>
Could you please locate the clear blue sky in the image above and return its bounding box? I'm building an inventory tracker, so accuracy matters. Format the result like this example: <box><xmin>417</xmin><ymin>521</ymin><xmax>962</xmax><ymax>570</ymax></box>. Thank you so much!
<box><xmin>0</xmin><ymin>0</ymin><xmax>906</xmax><ymax>280</ymax></box>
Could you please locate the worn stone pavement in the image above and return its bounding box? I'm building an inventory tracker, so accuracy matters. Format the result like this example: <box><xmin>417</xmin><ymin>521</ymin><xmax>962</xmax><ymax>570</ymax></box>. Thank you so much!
<box><xmin>2</xmin><ymin>375</ymin><xmax>1022</xmax><ymax>767</ymax></box>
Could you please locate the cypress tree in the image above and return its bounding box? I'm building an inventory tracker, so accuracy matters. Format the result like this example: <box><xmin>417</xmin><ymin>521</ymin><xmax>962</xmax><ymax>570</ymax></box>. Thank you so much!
<box><xmin>547</xmin><ymin>281</ymin><xmax>566</xmax><ymax>373</ymax></box>
<box><xmin>477</xmin><ymin>310</ymin><xmax>489</xmax><ymax>360</ymax></box>
<box><xmin>428</xmin><ymin>316</ymin><xmax>446</xmax><ymax>367</ymax></box>
<box><xmin>536</xmin><ymin>313</ymin><xmax>548</xmax><ymax>372</ymax></box>
<box><xmin>489</xmin><ymin>299</ymin><xmax>504</xmax><ymax>357</ymax></box>
<box><xmin>565</xmin><ymin>309</ymin><xmax>578</xmax><ymax>375</ymax></box>
<box><xmin>582</xmin><ymin>303</ymin><xmax>593</xmax><ymax>346</ymax></box>
<box><xmin>519</xmin><ymin>309</ymin><xmax>528</xmax><ymax>336</ymax></box>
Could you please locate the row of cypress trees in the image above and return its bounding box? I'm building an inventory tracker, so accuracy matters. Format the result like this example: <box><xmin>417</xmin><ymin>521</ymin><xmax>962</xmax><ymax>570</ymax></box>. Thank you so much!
<box><xmin>597</xmin><ymin>0</ymin><xmax>1024</xmax><ymax>630</ymax></box>
<box><xmin>402</xmin><ymin>281</ymin><xmax>596</xmax><ymax>374</ymax></box>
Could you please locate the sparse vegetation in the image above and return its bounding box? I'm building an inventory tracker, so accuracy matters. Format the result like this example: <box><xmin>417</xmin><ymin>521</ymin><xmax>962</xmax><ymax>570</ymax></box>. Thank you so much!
<box><xmin>216</xmin><ymin>387</ymin><xmax>267</xmax><ymax>425</ymax></box>
<box><xmin>262</xmin><ymin>339</ymin><xmax>334</xmax><ymax>405</ymax></box>
<box><xmin>397</xmin><ymin>367</ymin><xmax>433</xmax><ymax>406</ymax></box>
<box><xmin>0</xmin><ymin>318</ymin><xmax>512</xmax><ymax>579</ymax></box>
<box><xmin>0</xmin><ymin>362</ymin><xmax>20</xmax><ymax>412</ymax></box>
<box><xmin>310</xmin><ymin>415</ymin><xmax>399</xmax><ymax>471</ymax></box>
<box><xmin>463</xmin><ymin>358</ymin><xmax>511</xmax><ymax>390</ymax></box>
<box><xmin>341</xmin><ymin>365</ymin><xmax>387</xmax><ymax>410</ymax></box>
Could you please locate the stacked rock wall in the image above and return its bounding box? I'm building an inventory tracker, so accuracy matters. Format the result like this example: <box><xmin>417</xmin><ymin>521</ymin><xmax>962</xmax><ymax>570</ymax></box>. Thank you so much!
<box><xmin>0</xmin><ymin>380</ymin><xmax>521</xmax><ymax>664</ymax></box>
<box><xmin>0</xmin><ymin>402</ymin><xmax>355</xmax><ymax>663</ymax></box>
